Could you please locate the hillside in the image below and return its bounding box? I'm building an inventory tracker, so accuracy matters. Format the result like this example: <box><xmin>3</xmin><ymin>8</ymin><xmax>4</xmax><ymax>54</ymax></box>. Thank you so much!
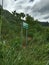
<box><xmin>0</xmin><ymin>5</ymin><xmax>49</xmax><ymax>65</ymax></box>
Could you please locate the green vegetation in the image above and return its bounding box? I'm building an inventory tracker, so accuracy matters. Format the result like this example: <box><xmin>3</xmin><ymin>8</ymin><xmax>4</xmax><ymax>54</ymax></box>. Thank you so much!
<box><xmin>0</xmin><ymin>5</ymin><xmax>49</xmax><ymax>65</ymax></box>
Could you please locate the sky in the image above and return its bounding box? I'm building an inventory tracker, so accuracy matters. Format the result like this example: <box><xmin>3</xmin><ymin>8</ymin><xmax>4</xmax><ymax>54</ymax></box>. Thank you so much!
<box><xmin>0</xmin><ymin>0</ymin><xmax>49</xmax><ymax>22</ymax></box>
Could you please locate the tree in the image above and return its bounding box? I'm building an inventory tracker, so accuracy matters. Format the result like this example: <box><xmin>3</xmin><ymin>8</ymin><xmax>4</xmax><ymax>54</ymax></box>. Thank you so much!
<box><xmin>26</xmin><ymin>14</ymin><xmax>34</xmax><ymax>25</ymax></box>
<box><xmin>12</xmin><ymin>10</ymin><xmax>16</xmax><ymax>16</ymax></box>
<box><xmin>0</xmin><ymin>5</ymin><xmax>2</xmax><ymax>15</ymax></box>
<box><xmin>20</xmin><ymin>13</ymin><xmax>25</xmax><ymax>18</ymax></box>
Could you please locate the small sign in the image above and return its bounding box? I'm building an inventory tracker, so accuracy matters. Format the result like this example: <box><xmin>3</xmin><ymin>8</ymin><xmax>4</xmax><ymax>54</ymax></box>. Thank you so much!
<box><xmin>23</xmin><ymin>22</ymin><xmax>28</xmax><ymax>29</ymax></box>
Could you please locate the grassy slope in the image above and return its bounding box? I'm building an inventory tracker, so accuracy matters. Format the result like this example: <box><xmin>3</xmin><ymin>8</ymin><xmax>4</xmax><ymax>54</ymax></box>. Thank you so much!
<box><xmin>1</xmin><ymin>10</ymin><xmax>21</xmax><ymax>42</ymax></box>
<box><xmin>1</xmin><ymin>38</ymin><xmax>49</xmax><ymax>65</ymax></box>
<box><xmin>0</xmin><ymin>9</ymin><xmax>49</xmax><ymax>65</ymax></box>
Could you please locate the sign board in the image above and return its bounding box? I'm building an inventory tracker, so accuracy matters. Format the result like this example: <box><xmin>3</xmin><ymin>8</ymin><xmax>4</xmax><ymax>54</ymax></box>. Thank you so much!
<box><xmin>23</xmin><ymin>22</ymin><xmax>28</xmax><ymax>29</ymax></box>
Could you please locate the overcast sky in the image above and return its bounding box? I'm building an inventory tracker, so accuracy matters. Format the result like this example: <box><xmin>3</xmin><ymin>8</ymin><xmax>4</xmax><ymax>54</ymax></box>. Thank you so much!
<box><xmin>0</xmin><ymin>0</ymin><xmax>49</xmax><ymax>22</ymax></box>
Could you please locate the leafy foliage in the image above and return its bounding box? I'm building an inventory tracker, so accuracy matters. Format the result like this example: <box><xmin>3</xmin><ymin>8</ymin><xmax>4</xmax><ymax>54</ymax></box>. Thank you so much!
<box><xmin>0</xmin><ymin>6</ymin><xmax>49</xmax><ymax>65</ymax></box>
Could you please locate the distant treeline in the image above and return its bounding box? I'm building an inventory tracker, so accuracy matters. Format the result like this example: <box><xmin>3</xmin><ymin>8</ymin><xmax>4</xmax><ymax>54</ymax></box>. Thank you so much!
<box><xmin>39</xmin><ymin>22</ymin><xmax>49</xmax><ymax>26</ymax></box>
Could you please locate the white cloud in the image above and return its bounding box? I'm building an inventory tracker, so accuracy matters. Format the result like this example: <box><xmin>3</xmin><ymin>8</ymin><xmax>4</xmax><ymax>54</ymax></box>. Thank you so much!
<box><xmin>0</xmin><ymin>0</ymin><xmax>49</xmax><ymax>22</ymax></box>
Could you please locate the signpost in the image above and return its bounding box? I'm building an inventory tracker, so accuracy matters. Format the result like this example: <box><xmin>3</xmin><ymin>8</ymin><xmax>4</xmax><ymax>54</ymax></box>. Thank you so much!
<box><xmin>23</xmin><ymin>22</ymin><xmax>28</xmax><ymax>45</ymax></box>
<box><xmin>21</xmin><ymin>22</ymin><xmax>23</xmax><ymax>46</ymax></box>
<box><xmin>23</xmin><ymin>22</ymin><xmax>28</xmax><ymax>29</ymax></box>
<box><xmin>21</xmin><ymin>22</ymin><xmax>28</xmax><ymax>46</ymax></box>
